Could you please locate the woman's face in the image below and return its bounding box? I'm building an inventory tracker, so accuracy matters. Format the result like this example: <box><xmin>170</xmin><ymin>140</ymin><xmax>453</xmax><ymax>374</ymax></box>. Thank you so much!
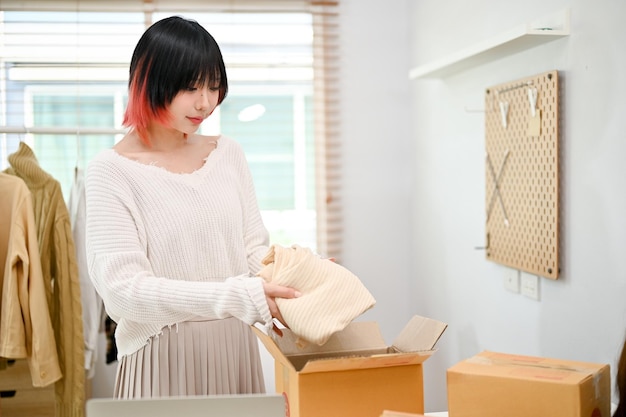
<box><xmin>167</xmin><ymin>82</ymin><xmax>220</xmax><ymax>135</ymax></box>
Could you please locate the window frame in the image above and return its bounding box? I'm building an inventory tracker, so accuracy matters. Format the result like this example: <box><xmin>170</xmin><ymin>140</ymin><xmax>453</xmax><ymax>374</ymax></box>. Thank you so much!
<box><xmin>0</xmin><ymin>1</ymin><xmax>341</xmax><ymax>259</ymax></box>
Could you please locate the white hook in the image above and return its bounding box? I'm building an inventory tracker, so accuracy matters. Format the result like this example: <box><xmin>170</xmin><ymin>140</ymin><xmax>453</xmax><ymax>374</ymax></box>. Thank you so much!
<box><xmin>499</xmin><ymin>101</ymin><xmax>509</xmax><ymax>128</ymax></box>
<box><xmin>528</xmin><ymin>88</ymin><xmax>538</xmax><ymax>117</ymax></box>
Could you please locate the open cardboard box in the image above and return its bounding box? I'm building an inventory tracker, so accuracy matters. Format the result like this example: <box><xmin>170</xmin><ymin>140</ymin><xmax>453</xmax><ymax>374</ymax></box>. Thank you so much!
<box><xmin>447</xmin><ymin>350</ymin><xmax>611</xmax><ymax>417</ymax></box>
<box><xmin>253</xmin><ymin>315</ymin><xmax>447</xmax><ymax>417</ymax></box>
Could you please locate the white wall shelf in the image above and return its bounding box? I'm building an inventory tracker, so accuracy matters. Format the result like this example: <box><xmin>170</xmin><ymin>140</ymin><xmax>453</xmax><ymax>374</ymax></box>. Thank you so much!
<box><xmin>409</xmin><ymin>8</ymin><xmax>570</xmax><ymax>80</ymax></box>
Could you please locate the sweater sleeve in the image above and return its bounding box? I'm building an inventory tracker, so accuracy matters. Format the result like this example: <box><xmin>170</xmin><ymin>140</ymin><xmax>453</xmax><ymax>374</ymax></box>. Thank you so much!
<box><xmin>84</xmin><ymin>155</ymin><xmax>272</xmax><ymax>329</ymax></box>
<box><xmin>52</xmin><ymin>205</ymin><xmax>86</xmax><ymax>417</ymax></box>
<box><xmin>0</xmin><ymin>186</ymin><xmax>62</xmax><ymax>387</ymax></box>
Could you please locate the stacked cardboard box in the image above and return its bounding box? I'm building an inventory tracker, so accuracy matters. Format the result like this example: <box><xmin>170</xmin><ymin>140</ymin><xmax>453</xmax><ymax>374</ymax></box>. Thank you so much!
<box><xmin>447</xmin><ymin>350</ymin><xmax>610</xmax><ymax>417</ymax></box>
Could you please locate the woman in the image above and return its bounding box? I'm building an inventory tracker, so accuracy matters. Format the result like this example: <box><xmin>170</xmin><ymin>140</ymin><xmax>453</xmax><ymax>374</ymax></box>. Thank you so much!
<box><xmin>85</xmin><ymin>15</ymin><xmax>299</xmax><ymax>398</ymax></box>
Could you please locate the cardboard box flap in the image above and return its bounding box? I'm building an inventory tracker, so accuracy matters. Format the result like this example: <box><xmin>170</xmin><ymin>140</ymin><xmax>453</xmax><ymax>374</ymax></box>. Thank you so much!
<box><xmin>273</xmin><ymin>321</ymin><xmax>388</xmax><ymax>355</ymax></box>
<box><xmin>252</xmin><ymin>322</ymin><xmax>390</xmax><ymax>371</ymax></box>
<box><xmin>299</xmin><ymin>349</ymin><xmax>435</xmax><ymax>374</ymax></box>
<box><xmin>252</xmin><ymin>325</ymin><xmax>297</xmax><ymax>371</ymax></box>
<box><xmin>253</xmin><ymin>317</ymin><xmax>444</xmax><ymax>374</ymax></box>
<box><xmin>392</xmin><ymin>315</ymin><xmax>447</xmax><ymax>353</ymax></box>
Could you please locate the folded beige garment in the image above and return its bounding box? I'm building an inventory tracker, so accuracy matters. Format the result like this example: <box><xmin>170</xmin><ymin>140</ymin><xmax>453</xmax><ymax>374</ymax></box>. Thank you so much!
<box><xmin>257</xmin><ymin>244</ymin><xmax>376</xmax><ymax>346</ymax></box>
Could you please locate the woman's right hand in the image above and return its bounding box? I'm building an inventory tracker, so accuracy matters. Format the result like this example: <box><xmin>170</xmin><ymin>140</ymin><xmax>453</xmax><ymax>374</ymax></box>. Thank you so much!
<box><xmin>263</xmin><ymin>282</ymin><xmax>301</xmax><ymax>336</ymax></box>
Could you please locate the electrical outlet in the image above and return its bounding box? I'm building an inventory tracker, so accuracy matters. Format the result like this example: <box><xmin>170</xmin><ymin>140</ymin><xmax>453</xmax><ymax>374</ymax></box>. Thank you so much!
<box><xmin>503</xmin><ymin>269</ymin><xmax>520</xmax><ymax>293</ymax></box>
<box><xmin>520</xmin><ymin>273</ymin><xmax>540</xmax><ymax>301</ymax></box>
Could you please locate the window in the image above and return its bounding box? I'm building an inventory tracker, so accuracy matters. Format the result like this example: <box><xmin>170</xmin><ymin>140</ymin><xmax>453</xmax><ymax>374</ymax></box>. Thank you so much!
<box><xmin>0</xmin><ymin>1</ymin><xmax>340</xmax><ymax>257</ymax></box>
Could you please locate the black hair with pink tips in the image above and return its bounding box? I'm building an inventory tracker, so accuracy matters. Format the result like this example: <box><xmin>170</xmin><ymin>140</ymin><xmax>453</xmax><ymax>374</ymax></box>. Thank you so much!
<box><xmin>122</xmin><ymin>16</ymin><xmax>228</xmax><ymax>145</ymax></box>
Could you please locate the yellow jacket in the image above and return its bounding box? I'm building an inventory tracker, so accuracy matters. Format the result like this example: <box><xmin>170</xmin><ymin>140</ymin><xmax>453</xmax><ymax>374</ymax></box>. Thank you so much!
<box><xmin>0</xmin><ymin>173</ymin><xmax>62</xmax><ymax>386</ymax></box>
<box><xmin>7</xmin><ymin>142</ymin><xmax>85</xmax><ymax>417</ymax></box>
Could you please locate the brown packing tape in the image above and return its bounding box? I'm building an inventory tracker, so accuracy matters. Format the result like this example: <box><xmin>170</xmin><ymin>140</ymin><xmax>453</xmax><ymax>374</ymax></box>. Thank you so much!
<box><xmin>466</xmin><ymin>353</ymin><xmax>601</xmax><ymax>375</ymax></box>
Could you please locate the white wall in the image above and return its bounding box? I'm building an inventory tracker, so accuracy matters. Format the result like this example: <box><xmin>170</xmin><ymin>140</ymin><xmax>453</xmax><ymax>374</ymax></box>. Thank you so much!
<box><xmin>336</xmin><ymin>1</ymin><xmax>414</xmax><ymax>330</ymax></box>
<box><xmin>403</xmin><ymin>0</ymin><xmax>626</xmax><ymax>412</ymax></box>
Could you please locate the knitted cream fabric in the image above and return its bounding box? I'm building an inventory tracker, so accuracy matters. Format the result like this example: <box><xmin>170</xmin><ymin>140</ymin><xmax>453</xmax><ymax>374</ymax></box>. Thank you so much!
<box><xmin>257</xmin><ymin>244</ymin><xmax>376</xmax><ymax>346</ymax></box>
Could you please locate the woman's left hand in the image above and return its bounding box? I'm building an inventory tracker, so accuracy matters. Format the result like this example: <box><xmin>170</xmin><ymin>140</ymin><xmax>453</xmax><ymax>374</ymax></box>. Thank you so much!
<box><xmin>263</xmin><ymin>282</ymin><xmax>301</xmax><ymax>336</ymax></box>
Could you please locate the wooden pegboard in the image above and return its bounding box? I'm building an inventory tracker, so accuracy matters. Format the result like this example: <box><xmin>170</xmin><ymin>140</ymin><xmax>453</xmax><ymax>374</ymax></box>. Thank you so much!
<box><xmin>485</xmin><ymin>70</ymin><xmax>560</xmax><ymax>279</ymax></box>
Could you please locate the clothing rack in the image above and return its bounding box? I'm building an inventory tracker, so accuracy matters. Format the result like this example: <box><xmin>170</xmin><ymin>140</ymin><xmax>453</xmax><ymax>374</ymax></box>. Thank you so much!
<box><xmin>1</xmin><ymin>143</ymin><xmax>87</xmax><ymax>417</ymax></box>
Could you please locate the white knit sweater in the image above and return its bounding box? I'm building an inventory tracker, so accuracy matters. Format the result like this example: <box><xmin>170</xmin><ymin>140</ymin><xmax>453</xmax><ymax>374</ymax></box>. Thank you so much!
<box><xmin>85</xmin><ymin>135</ymin><xmax>272</xmax><ymax>358</ymax></box>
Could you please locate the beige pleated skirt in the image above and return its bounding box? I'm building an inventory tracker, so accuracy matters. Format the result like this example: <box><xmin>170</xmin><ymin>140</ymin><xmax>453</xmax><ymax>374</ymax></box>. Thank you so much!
<box><xmin>114</xmin><ymin>317</ymin><xmax>266</xmax><ymax>398</ymax></box>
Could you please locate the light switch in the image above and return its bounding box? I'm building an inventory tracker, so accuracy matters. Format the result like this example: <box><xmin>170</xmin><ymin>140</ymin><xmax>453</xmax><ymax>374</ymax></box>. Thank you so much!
<box><xmin>520</xmin><ymin>273</ymin><xmax>540</xmax><ymax>301</ymax></box>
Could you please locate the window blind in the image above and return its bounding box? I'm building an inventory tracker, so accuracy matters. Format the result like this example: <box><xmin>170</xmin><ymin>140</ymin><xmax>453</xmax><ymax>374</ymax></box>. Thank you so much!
<box><xmin>311</xmin><ymin>1</ymin><xmax>341</xmax><ymax>260</ymax></box>
<box><xmin>0</xmin><ymin>0</ymin><xmax>341</xmax><ymax>260</ymax></box>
